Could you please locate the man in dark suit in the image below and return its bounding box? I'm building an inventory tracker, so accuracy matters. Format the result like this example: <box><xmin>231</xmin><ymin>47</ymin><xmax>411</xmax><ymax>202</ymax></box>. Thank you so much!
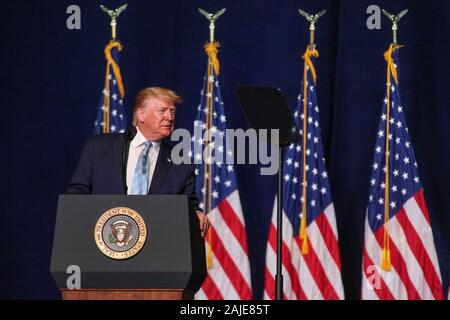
<box><xmin>67</xmin><ymin>86</ymin><xmax>209</xmax><ymax>236</ymax></box>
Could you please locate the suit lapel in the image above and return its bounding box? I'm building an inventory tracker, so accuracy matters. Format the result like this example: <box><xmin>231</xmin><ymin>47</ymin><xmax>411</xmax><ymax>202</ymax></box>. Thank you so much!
<box><xmin>148</xmin><ymin>141</ymin><xmax>172</xmax><ymax>194</ymax></box>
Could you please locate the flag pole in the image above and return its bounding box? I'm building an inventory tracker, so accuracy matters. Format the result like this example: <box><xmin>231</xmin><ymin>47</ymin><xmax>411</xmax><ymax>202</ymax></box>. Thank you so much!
<box><xmin>99</xmin><ymin>4</ymin><xmax>127</xmax><ymax>134</ymax></box>
<box><xmin>298</xmin><ymin>9</ymin><xmax>326</xmax><ymax>257</ymax></box>
<box><xmin>380</xmin><ymin>8</ymin><xmax>407</xmax><ymax>271</ymax></box>
<box><xmin>198</xmin><ymin>8</ymin><xmax>226</xmax><ymax>269</ymax></box>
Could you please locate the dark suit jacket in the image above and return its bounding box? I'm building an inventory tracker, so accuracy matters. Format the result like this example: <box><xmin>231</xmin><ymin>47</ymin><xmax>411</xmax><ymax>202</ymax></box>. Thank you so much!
<box><xmin>66</xmin><ymin>133</ymin><xmax>199</xmax><ymax>211</ymax></box>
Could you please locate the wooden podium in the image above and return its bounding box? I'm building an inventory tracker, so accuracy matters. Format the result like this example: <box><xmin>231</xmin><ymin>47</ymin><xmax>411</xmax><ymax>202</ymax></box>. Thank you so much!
<box><xmin>51</xmin><ymin>195</ymin><xmax>206</xmax><ymax>300</ymax></box>
<box><xmin>61</xmin><ymin>289</ymin><xmax>194</xmax><ymax>300</ymax></box>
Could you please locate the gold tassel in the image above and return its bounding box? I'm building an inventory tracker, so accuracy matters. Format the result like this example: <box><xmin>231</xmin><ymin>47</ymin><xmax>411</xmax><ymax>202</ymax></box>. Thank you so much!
<box><xmin>301</xmin><ymin>235</ymin><xmax>309</xmax><ymax>255</ymax></box>
<box><xmin>104</xmin><ymin>41</ymin><xmax>125</xmax><ymax>98</ymax></box>
<box><xmin>297</xmin><ymin>46</ymin><xmax>318</xmax><ymax>256</ymax></box>
<box><xmin>379</xmin><ymin>43</ymin><xmax>402</xmax><ymax>271</ymax></box>
<box><xmin>300</xmin><ymin>214</ymin><xmax>307</xmax><ymax>240</ymax></box>
<box><xmin>383</xmin><ymin>43</ymin><xmax>403</xmax><ymax>85</ymax></box>
<box><xmin>381</xmin><ymin>247</ymin><xmax>391</xmax><ymax>271</ymax></box>
<box><xmin>207</xmin><ymin>228</ymin><xmax>213</xmax><ymax>268</ymax></box>
<box><xmin>204</xmin><ymin>42</ymin><xmax>221</xmax><ymax>76</ymax></box>
<box><xmin>302</xmin><ymin>47</ymin><xmax>319</xmax><ymax>84</ymax></box>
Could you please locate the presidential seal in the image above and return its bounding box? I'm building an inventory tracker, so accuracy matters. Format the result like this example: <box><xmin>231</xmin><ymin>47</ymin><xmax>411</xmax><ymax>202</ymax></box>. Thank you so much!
<box><xmin>94</xmin><ymin>207</ymin><xmax>147</xmax><ymax>260</ymax></box>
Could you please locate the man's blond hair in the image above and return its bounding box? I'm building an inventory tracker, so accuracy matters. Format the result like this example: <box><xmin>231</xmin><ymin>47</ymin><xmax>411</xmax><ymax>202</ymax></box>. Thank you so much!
<box><xmin>133</xmin><ymin>87</ymin><xmax>183</xmax><ymax>125</ymax></box>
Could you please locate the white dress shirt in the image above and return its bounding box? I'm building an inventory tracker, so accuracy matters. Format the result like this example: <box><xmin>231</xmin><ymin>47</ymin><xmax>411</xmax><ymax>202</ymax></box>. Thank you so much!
<box><xmin>126</xmin><ymin>127</ymin><xmax>160</xmax><ymax>194</ymax></box>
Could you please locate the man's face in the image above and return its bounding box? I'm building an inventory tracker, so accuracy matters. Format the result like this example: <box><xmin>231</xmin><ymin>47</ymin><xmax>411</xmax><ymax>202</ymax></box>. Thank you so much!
<box><xmin>136</xmin><ymin>97</ymin><xmax>176</xmax><ymax>141</ymax></box>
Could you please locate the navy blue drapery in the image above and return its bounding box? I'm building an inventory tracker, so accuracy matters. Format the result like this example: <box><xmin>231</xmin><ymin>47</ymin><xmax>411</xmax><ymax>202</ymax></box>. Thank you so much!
<box><xmin>1</xmin><ymin>0</ymin><xmax>449</xmax><ymax>299</ymax></box>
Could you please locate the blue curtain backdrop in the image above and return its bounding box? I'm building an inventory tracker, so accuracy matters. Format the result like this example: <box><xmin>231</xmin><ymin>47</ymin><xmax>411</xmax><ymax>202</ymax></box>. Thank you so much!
<box><xmin>1</xmin><ymin>0</ymin><xmax>449</xmax><ymax>299</ymax></box>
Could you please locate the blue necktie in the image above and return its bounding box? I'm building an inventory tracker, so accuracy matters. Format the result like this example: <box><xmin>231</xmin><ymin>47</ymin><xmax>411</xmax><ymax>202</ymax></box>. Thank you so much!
<box><xmin>130</xmin><ymin>141</ymin><xmax>152</xmax><ymax>195</ymax></box>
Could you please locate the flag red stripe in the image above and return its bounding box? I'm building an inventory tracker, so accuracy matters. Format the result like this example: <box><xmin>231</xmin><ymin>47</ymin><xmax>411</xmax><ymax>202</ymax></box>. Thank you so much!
<box><xmin>201</xmin><ymin>275</ymin><xmax>224</xmax><ymax>300</ymax></box>
<box><xmin>268</xmin><ymin>223</ymin><xmax>305</xmax><ymax>299</ymax></box>
<box><xmin>264</xmin><ymin>266</ymin><xmax>292</xmax><ymax>300</ymax></box>
<box><xmin>413</xmin><ymin>190</ymin><xmax>444</xmax><ymax>298</ymax></box>
<box><xmin>414</xmin><ymin>189</ymin><xmax>431</xmax><ymax>225</ymax></box>
<box><xmin>207</xmin><ymin>225</ymin><xmax>253</xmax><ymax>299</ymax></box>
<box><xmin>294</xmin><ymin>236</ymin><xmax>340</xmax><ymax>300</ymax></box>
<box><xmin>373</xmin><ymin>226</ymin><xmax>421</xmax><ymax>299</ymax></box>
<box><xmin>362</xmin><ymin>248</ymin><xmax>395</xmax><ymax>299</ymax></box>
<box><xmin>218</xmin><ymin>199</ymin><xmax>249</xmax><ymax>255</ymax></box>
<box><xmin>396</xmin><ymin>207</ymin><xmax>444</xmax><ymax>299</ymax></box>
<box><xmin>264</xmin><ymin>267</ymin><xmax>276</xmax><ymax>300</ymax></box>
<box><xmin>315</xmin><ymin>212</ymin><xmax>342</xmax><ymax>270</ymax></box>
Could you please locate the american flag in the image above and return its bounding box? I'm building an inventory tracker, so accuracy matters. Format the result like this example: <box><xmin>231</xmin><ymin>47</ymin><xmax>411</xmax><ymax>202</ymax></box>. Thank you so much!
<box><xmin>94</xmin><ymin>41</ymin><xmax>126</xmax><ymax>134</ymax></box>
<box><xmin>362</xmin><ymin>45</ymin><xmax>443</xmax><ymax>300</ymax></box>
<box><xmin>193</xmin><ymin>42</ymin><xmax>253</xmax><ymax>299</ymax></box>
<box><xmin>264</xmin><ymin>48</ymin><xmax>344</xmax><ymax>300</ymax></box>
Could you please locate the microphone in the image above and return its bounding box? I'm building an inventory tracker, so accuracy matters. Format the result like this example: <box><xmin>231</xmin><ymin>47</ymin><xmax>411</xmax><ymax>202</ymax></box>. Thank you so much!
<box><xmin>122</xmin><ymin>125</ymin><xmax>137</xmax><ymax>194</ymax></box>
